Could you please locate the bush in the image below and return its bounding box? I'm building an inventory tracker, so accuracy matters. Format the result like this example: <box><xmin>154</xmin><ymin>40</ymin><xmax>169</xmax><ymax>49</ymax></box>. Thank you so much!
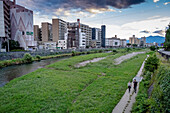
<box><xmin>98</xmin><ymin>50</ymin><xmax>103</xmax><ymax>53</ymax></box>
<box><xmin>36</xmin><ymin>55</ymin><xmax>41</xmax><ymax>60</ymax></box>
<box><xmin>126</xmin><ymin>48</ymin><xmax>131</xmax><ymax>52</ymax></box>
<box><xmin>164</xmin><ymin>42</ymin><xmax>170</xmax><ymax>51</ymax></box>
<box><xmin>150</xmin><ymin>46</ymin><xmax>156</xmax><ymax>51</ymax></box>
<box><xmin>86</xmin><ymin>51</ymin><xmax>90</xmax><ymax>54</ymax></box>
<box><xmin>112</xmin><ymin>49</ymin><xmax>117</xmax><ymax>53</ymax></box>
<box><xmin>23</xmin><ymin>53</ymin><xmax>33</xmax><ymax>63</ymax></box>
<box><xmin>144</xmin><ymin>54</ymin><xmax>159</xmax><ymax>72</ymax></box>
<box><xmin>72</xmin><ymin>51</ymin><xmax>76</xmax><ymax>56</ymax></box>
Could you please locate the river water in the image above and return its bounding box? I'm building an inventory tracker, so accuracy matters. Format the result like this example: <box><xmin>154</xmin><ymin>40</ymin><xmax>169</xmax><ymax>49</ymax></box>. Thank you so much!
<box><xmin>0</xmin><ymin>57</ymin><xmax>70</xmax><ymax>87</ymax></box>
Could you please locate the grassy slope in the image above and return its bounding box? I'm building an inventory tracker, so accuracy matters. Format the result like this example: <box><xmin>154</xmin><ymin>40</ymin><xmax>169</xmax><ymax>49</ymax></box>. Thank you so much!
<box><xmin>0</xmin><ymin>51</ymin><xmax>147</xmax><ymax>113</ymax></box>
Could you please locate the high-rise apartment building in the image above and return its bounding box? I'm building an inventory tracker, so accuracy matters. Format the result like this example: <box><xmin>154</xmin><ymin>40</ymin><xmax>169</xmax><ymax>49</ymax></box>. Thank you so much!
<box><xmin>67</xmin><ymin>22</ymin><xmax>79</xmax><ymax>49</ymax></box>
<box><xmin>129</xmin><ymin>35</ymin><xmax>140</xmax><ymax>45</ymax></box>
<box><xmin>80</xmin><ymin>23</ymin><xmax>92</xmax><ymax>47</ymax></box>
<box><xmin>92</xmin><ymin>28</ymin><xmax>101</xmax><ymax>48</ymax></box>
<box><xmin>52</xmin><ymin>18</ymin><xmax>67</xmax><ymax>43</ymax></box>
<box><xmin>41</xmin><ymin>22</ymin><xmax>52</xmax><ymax>42</ymax></box>
<box><xmin>101</xmin><ymin>25</ymin><xmax>106</xmax><ymax>47</ymax></box>
<box><xmin>0</xmin><ymin>0</ymin><xmax>11</xmax><ymax>51</ymax></box>
<box><xmin>34</xmin><ymin>25</ymin><xmax>41</xmax><ymax>41</ymax></box>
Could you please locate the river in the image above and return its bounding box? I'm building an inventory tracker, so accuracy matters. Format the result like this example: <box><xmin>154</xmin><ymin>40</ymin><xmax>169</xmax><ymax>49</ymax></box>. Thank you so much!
<box><xmin>0</xmin><ymin>57</ymin><xmax>70</xmax><ymax>87</ymax></box>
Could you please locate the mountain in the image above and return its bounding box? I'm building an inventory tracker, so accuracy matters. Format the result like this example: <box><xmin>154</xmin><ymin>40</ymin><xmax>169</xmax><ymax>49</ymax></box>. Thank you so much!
<box><xmin>146</xmin><ymin>36</ymin><xmax>165</xmax><ymax>44</ymax></box>
<box><xmin>126</xmin><ymin>36</ymin><xmax>165</xmax><ymax>45</ymax></box>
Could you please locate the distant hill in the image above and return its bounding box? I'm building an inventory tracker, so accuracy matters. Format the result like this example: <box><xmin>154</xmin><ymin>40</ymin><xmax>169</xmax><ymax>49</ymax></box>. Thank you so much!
<box><xmin>126</xmin><ymin>36</ymin><xmax>165</xmax><ymax>45</ymax></box>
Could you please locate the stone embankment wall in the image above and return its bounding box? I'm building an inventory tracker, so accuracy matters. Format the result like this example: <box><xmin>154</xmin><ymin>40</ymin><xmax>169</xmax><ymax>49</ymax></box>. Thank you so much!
<box><xmin>0</xmin><ymin>48</ymin><xmax>108</xmax><ymax>61</ymax></box>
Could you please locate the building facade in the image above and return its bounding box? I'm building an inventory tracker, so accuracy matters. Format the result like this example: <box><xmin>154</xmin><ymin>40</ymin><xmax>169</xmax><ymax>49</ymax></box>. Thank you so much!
<box><xmin>10</xmin><ymin>0</ymin><xmax>37</xmax><ymax>50</ymax></box>
<box><xmin>101</xmin><ymin>25</ymin><xmax>106</xmax><ymax>47</ymax></box>
<box><xmin>0</xmin><ymin>0</ymin><xmax>11</xmax><ymax>51</ymax></box>
<box><xmin>67</xmin><ymin>22</ymin><xmax>79</xmax><ymax>49</ymax></box>
<box><xmin>41</xmin><ymin>22</ymin><xmax>52</xmax><ymax>42</ymax></box>
<box><xmin>106</xmin><ymin>35</ymin><xmax>126</xmax><ymax>47</ymax></box>
<box><xmin>129</xmin><ymin>35</ymin><xmax>140</xmax><ymax>45</ymax></box>
<box><xmin>52</xmin><ymin>18</ymin><xmax>67</xmax><ymax>44</ymax></box>
<box><xmin>92</xmin><ymin>28</ymin><xmax>101</xmax><ymax>48</ymax></box>
<box><xmin>34</xmin><ymin>25</ymin><xmax>41</xmax><ymax>41</ymax></box>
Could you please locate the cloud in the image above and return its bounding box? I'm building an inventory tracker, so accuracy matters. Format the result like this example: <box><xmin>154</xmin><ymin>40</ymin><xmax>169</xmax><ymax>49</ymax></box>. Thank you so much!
<box><xmin>140</xmin><ymin>30</ymin><xmax>150</xmax><ymax>33</ymax></box>
<box><xmin>153</xmin><ymin>0</ymin><xmax>159</xmax><ymax>3</ymax></box>
<box><xmin>153</xmin><ymin>30</ymin><xmax>165</xmax><ymax>35</ymax></box>
<box><xmin>164</xmin><ymin>2</ymin><xmax>170</xmax><ymax>5</ymax></box>
<box><xmin>18</xmin><ymin>0</ymin><xmax>145</xmax><ymax>15</ymax></box>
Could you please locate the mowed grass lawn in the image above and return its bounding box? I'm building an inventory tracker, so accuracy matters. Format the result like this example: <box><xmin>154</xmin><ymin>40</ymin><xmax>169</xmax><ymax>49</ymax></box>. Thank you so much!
<box><xmin>0</xmin><ymin>51</ymin><xmax>147</xmax><ymax>113</ymax></box>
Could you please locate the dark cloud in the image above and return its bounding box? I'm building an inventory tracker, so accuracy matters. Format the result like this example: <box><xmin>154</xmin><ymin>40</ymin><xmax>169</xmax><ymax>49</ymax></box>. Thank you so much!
<box><xmin>140</xmin><ymin>30</ymin><xmax>150</xmax><ymax>33</ymax></box>
<box><xmin>153</xmin><ymin>30</ymin><xmax>165</xmax><ymax>35</ymax></box>
<box><xmin>19</xmin><ymin>0</ymin><xmax>145</xmax><ymax>14</ymax></box>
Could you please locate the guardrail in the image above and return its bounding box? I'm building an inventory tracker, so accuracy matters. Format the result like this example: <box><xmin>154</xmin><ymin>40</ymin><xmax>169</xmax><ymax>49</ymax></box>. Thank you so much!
<box><xmin>158</xmin><ymin>49</ymin><xmax>170</xmax><ymax>59</ymax></box>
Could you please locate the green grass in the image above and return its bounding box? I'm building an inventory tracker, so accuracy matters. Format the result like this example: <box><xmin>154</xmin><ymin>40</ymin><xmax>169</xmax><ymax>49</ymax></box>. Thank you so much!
<box><xmin>0</xmin><ymin>50</ymin><xmax>147</xmax><ymax>113</ymax></box>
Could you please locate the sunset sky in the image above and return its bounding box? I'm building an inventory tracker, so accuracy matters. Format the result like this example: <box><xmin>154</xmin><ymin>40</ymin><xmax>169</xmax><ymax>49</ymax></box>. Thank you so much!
<box><xmin>16</xmin><ymin>0</ymin><xmax>170</xmax><ymax>39</ymax></box>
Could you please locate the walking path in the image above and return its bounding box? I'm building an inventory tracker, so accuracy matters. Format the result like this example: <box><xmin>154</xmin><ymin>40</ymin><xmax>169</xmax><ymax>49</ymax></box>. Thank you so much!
<box><xmin>114</xmin><ymin>52</ymin><xmax>146</xmax><ymax>65</ymax></box>
<box><xmin>75</xmin><ymin>57</ymin><xmax>106</xmax><ymax>68</ymax></box>
<box><xmin>112</xmin><ymin>55</ymin><xmax>149</xmax><ymax>113</ymax></box>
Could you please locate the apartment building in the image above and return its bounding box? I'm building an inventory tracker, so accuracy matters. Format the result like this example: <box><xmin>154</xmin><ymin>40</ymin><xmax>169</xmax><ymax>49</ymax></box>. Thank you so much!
<box><xmin>129</xmin><ymin>35</ymin><xmax>146</xmax><ymax>47</ymax></box>
<box><xmin>67</xmin><ymin>22</ymin><xmax>79</xmax><ymax>49</ymax></box>
<box><xmin>92</xmin><ymin>28</ymin><xmax>101</xmax><ymax>48</ymax></box>
<box><xmin>52</xmin><ymin>19</ymin><xmax>67</xmax><ymax>42</ymax></box>
<box><xmin>34</xmin><ymin>25</ymin><xmax>42</xmax><ymax>41</ymax></box>
<box><xmin>106</xmin><ymin>35</ymin><xmax>126</xmax><ymax>47</ymax></box>
<box><xmin>0</xmin><ymin>0</ymin><xmax>11</xmax><ymax>51</ymax></box>
<box><xmin>101</xmin><ymin>25</ymin><xmax>106</xmax><ymax>47</ymax></box>
<box><xmin>80</xmin><ymin>23</ymin><xmax>92</xmax><ymax>47</ymax></box>
<box><xmin>129</xmin><ymin>35</ymin><xmax>140</xmax><ymax>45</ymax></box>
<box><xmin>41</xmin><ymin>22</ymin><xmax>52</xmax><ymax>42</ymax></box>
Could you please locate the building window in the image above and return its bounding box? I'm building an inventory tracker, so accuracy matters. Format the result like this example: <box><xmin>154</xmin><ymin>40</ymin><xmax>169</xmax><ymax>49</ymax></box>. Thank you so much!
<box><xmin>115</xmin><ymin>42</ymin><xmax>118</xmax><ymax>45</ymax></box>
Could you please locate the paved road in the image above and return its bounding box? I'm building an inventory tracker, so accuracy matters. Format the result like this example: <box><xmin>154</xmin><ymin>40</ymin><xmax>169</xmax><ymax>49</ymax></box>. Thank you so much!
<box><xmin>112</xmin><ymin>55</ymin><xmax>149</xmax><ymax>113</ymax></box>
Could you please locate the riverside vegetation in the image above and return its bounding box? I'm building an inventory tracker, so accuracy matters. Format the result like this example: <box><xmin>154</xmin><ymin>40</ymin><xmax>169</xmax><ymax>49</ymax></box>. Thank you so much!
<box><xmin>0</xmin><ymin>49</ymin><xmax>112</xmax><ymax>68</ymax></box>
<box><xmin>132</xmin><ymin>52</ymin><xmax>170</xmax><ymax>113</ymax></box>
<box><xmin>0</xmin><ymin>48</ymin><xmax>148</xmax><ymax>112</ymax></box>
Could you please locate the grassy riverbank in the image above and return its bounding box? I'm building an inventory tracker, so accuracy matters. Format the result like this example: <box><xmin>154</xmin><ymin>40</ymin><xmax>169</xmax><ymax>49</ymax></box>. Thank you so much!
<box><xmin>0</xmin><ymin>49</ymin><xmax>148</xmax><ymax>112</ymax></box>
<box><xmin>0</xmin><ymin>49</ymin><xmax>111</xmax><ymax>68</ymax></box>
<box><xmin>132</xmin><ymin>53</ymin><xmax>170</xmax><ymax>113</ymax></box>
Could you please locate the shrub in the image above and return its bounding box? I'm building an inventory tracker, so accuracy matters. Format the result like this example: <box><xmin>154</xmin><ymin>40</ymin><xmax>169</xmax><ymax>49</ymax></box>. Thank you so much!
<box><xmin>112</xmin><ymin>49</ymin><xmax>117</xmax><ymax>53</ymax></box>
<box><xmin>72</xmin><ymin>51</ymin><xmax>76</xmax><ymax>56</ymax></box>
<box><xmin>144</xmin><ymin>54</ymin><xmax>159</xmax><ymax>72</ymax></box>
<box><xmin>98</xmin><ymin>50</ymin><xmax>103</xmax><ymax>53</ymax></box>
<box><xmin>36</xmin><ymin>55</ymin><xmax>41</xmax><ymax>60</ymax></box>
<box><xmin>126</xmin><ymin>48</ymin><xmax>131</xmax><ymax>52</ymax></box>
<box><xmin>150</xmin><ymin>46</ymin><xmax>156</xmax><ymax>51</ymax></box>
<box><xmin>23</xmin><ymin>53</ymin><xmax>33</xmax><ymax>63</ymax></box>
<box><xmin>86</xmin><ymin>51</ymin><xmax>90</xmax><ymax>54</ymax></box>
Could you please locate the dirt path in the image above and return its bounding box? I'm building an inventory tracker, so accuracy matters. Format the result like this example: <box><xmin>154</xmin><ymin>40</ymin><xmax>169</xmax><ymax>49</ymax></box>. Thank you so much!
<box><xmin>114</xmin><ymin>52</ymin><xmax>146</xmax><ymax>65</ymax></box>
<box><xmin>112</xmin><ymin>55</ymin><xmax>149</xmax><ymax>113</ymax></box>
<box><xmin>75</xmin><ymin>57</ymin><xmax>106</xmax><ymax>68</ymax></box>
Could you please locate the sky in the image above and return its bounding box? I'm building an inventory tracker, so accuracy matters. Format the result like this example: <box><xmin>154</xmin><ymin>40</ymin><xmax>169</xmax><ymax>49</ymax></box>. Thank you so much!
<box><xmin>15</xmin><ymin>0</ymin><xmax>170</xmax><ymax>39</ymax></box>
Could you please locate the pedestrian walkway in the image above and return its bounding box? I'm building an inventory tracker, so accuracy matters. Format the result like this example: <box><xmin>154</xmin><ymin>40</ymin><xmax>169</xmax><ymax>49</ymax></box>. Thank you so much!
<box><xmin>112</xmin><ymin>55</ymin><xmax>149</xmax><ymax>113</ymax></box>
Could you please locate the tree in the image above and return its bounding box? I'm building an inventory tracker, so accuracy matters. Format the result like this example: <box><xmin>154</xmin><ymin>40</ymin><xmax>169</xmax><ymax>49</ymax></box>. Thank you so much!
<box><xmin>132</xmin><ymin>44</ymin><xmax>137</xmax><ymax>47</ymax></box>
<box><xmin>150</xmin><ymin>46</ymin><xmax>156</xmax><ymax>51</ymax></box>
<box><xmin>127</xmin><ymin>43</ymin><xmax>131</xmax><ymax>46</ymax></box>
<box><xmin>164</xmin><ymin>25</ymin><xmax>170</xmax><ymax>51</ymax></box>
<box><xmin>2</xmin><ymin>40</ymin><xmax>22</xmax><ymax>51</ymax></box>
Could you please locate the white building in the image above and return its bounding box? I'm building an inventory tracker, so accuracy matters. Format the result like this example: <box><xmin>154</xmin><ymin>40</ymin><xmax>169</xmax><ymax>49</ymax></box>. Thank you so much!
<box><xmin>106</xmin><ymin>35</ymin><xmax>126</xmax><ymax>47</ymax></box>
<box><xmin>58</xmin><ymin>40</ymin><xmax>67</xmax><ymax>49</ymax></box>
<box><xmin>79</xmin><ymin>32</ymin><xmax>86</xmax><ymax>49</ymax></box>
<box><xmin>120</xmin><ymin>39</ymin><xmax>127</xmax><ymax>47</ymax></box>
<box><xmin>44</xmin><ymin>42</ymin><xmax>56</xmax><ymax>50</ymax></box>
